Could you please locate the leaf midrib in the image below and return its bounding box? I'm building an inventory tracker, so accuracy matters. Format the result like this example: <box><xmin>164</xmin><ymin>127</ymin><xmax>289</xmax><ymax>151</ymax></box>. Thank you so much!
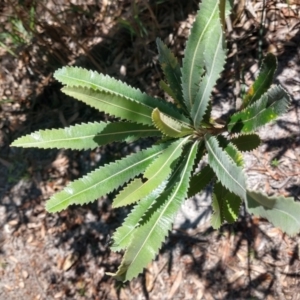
<box><xmin>187</xmin><ymin>2</ymin><xmax>219</xmax><ymax>106</ymax></box>
<box><xmin>248</xmin><ymin>193</ymin><xmax>300</xmax><ymax>225</ymax></box>
<box><xmin>47</xmin><ymin>150</ymin><xmax>163</xmax><ymax>211</ymax></box>
<box><xmin>119</xmin><ymin>137</ymin><xmax>189</xmax><ymax>205</ymax></box>
<box><xmin>205</xmin><ymin>135</ymin><xmax>246</xmax><ymax>196</ymax></box>
<box><xmin>193</xmin><ymin>32</ymin><xmax>222</xmax><ymax>126</ymax></box>
<box><xmin>66</xmin><ymin>89</ymin><xmax>153</xmax><ymax>121</ymax></box>
<box><xmin>21</xmin><ymin>129</ymin><xmax>159</xmax><ymax>147</ymax></box>
<box><xmin>127</xmin><ymin>142</ymin><xmax>197</xmax><ymax>275</ymax></box>
<box><xmin>249</xmin><ymin>67</ymin><xmax>274</xmax><ymax>104</ymax></box>
<box><xmin>227</xmin><ymin>98</ymin><xmax>278</xmax><ymax>127</ymax></box>
<box><xmin>59</xmin><ymin>73</ymin><xmax>137</xmax><ymax>100</ymax></box>
<box><xmin>67</xmin><ymin>87</ymin><xmax>192</xmax><ymax>128</ymax></box>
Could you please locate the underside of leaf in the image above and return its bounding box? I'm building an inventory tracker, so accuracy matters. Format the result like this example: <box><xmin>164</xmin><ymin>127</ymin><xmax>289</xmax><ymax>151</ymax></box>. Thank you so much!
<box><xmin>246</xmin><ymin>190</ymin><xmax>300</xmax><ymax>236</ymax></box>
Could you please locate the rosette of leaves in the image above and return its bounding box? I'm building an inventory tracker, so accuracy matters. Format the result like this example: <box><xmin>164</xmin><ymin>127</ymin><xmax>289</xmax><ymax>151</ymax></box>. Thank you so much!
<box><xmin>11</xmin><ymin>0</ymin><xmax>300</xmax><ymax>281</ymax></box>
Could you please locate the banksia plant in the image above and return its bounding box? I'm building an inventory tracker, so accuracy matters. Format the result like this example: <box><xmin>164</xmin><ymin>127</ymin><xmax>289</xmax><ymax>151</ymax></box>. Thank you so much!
<box><xmin>11</xmin><ymin>0</ymin><xmax>300</xmax><ymax>281</ymax></box>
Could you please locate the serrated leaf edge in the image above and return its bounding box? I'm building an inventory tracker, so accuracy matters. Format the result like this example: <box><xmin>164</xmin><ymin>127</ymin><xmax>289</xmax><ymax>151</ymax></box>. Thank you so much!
<box><xmin>227</xmin><ymin>85</ymin><xmax>291</xmax><ymax>132</ymax></box>
<box><xmin>45</xmin><ymin>144</ymin><xmax>168</xmax><ymax>212</ymax></box>
<box><xmin>192</xmin><ymin>29</ymin><xmax>226</xmax><ymax>127</ymax></box>
<box><xmin>151</xmin><ymin>108</ymin><xmax>193</xmax><ymax>138</ymax></box>
<box><xmin>11</xmin><ymin>121</ymin><xmax>160</xmax><ymax>150</ymax></box>
<box><xmin>112</xmin><ymin>137</ymin><xmax>189</xmax><ymax>208</ymax></box>
<box><xmin>55</xmin><ymin>66</ymin><xmax>190</xmax><ymax>124</ymax></box>
<box><xmin>242</xmin><ymin>53</ymin><xmax>277</xmax><ymax>108</ymax></box>
<box><xmin>230</xmin><ymin>133</ymin><xmax>261</xmax><ymax>152</ymax></box>
<box><xmin>204</xmin><ymin>134</ymin><xmax>247</xmax><ymax>200</ymax></box>
<box><xmin>111</xmin><ymin>142</ymin><xmax>198</xmax><ymax>280</ymax></box>
<box><xmin>182</xmin><ymin>1</ymin><xmax>220</xmax><ymax>108</ymax></box>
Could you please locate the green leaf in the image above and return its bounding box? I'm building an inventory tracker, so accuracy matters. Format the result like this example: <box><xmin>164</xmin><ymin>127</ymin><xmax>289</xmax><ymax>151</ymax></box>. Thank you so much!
<box><xmin>201</xmin><ymin>101</ymin><xmax>212</xmax><ymax>126</ymax></box>
<box><xmin>54</xmin><ymin>66</ymin><xmax>189</xmax><ymax>123</ymax></box>
<box><xmin>156</xmin><ymin>38</ymin><xmax>186</xmax><ymax>111</ymax></box>
<box><xmin>11</xmin><ymin>122</ymin><xmax>160</xmax><ymax>150</ymax></box>
<box><xmin>112</xmin><ymin>137</ymin><xmax>189</xmax><ymax>208</ymax></box>
<box><xmin>227</xmin><ymin>85</ymin><xmax>290</xmax><ymax>133</ymax></box>
<box><xmin>242</xmin><ymin>53</ymin><xmax>277</xmax><ymax>108</ymax></box>
<box><xmin>181</xmin><ymin>0</ymin><xmax>229</xmax><ymax>110</ymax></box>
<box><xmin>45</xmin><ymin>143</ymin><xmax>169</xmax><ymax>213</ymax></box>
<box><xmin>211</xmin><ymin>182</ymin><xmax>242</xmax><ymax>229</ymax></box>
<box><xmin>111</xmin><ymin>182</ymin><xmax>167</xmax><ymax>252</ymax></box>
<box><xmin>230</xmin><ymin>133</ymin><xmax>261</xmax><ymax>152</ymax></box>
<box><xmin>110</xmin><ymin>142</ymin><xmax>198</xmax><ymax>281</ymax></box>
<box><xmin>62</xmin><ymin>86</ymin><xmax>154</xmax><ymax>126</ymax></box>
<box><xmin>113</xmin><ymin>178</ymin><xmax>144</xmax><ymax>207</ymax></box>
<box><xmin>112</xmin><ymin>140</ymin><xmax>198</xmax><ymax>250</ymax></box>
<box><xmin>211</xmin><ymin>183</ymin><xmax>223</xmax><ymax>229</ymax></box>
<box><xmin>217</xmin><ymin>135</ymin><xmax>244</xmax><ymax>167</ymax></box>
<box><xmin>204</xmin><ymin>134</ymin><xmax>247</xmax><ymax>200</ymax></box>
<box><xmin>151</xmin><ymin>108</ymin><xmax>193</xmax><ymax>138</ymax></box>
<box><xmin>246</xmin><ymin>190</ymin><xmax>300</xmax><ymax>236</ymax></box>
<box><xmin>187</xmin><ymin>165</ymin><xmax>215</xmax><ymax>198</ymax></box>
<box><xmin>191</xmin><ymin>23</ymin><xmax>226</xmax><ymax>128</ymax></box>
<box><xmin>159</xmin><ymin>80</ymin><xmax>177</xmax><ymax>101</ymax></box>
<box><xmin>224</xmin><ymin>193</ymin><xmax>242</xmax><ymax>223</ymax></box>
